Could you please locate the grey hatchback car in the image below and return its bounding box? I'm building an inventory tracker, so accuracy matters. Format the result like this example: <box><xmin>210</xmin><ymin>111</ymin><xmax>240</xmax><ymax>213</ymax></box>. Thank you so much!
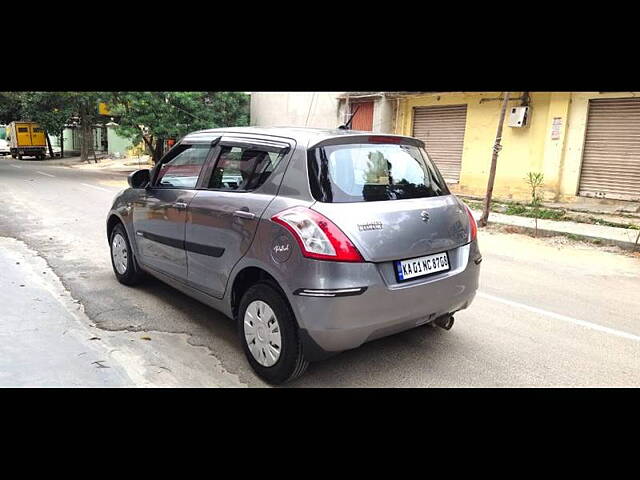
<box><xmin>107</xmin><ymin>127</ymin><xmax>481</xmax><ymax>384</ymax></box>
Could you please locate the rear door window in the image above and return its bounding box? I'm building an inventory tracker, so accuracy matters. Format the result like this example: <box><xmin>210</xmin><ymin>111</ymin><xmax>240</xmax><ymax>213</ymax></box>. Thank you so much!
<box><xmin>208</xmin><ymin>146</ymin><xmax>284</xmax><ymax>191</ymax></box>
<box><xmin>308</xmin><ymin>143</ymin><xmax>450</xmax><ymax>203</ymax></box>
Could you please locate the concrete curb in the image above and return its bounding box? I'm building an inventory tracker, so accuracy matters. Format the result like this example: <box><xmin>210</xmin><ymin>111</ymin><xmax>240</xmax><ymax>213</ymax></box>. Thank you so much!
<box><xmin>471</xmin><ymin>209</ymin><xmax>640</xmax><ymax>252</ymax></box>
<box><xmin>10</xmin><ymin>157</ymin><xmax>89</xmax><ymax>167</ymax></box>
<box><xmin>485</xmin><ymin>221</ymin><xmax>640</xmax><ymax>251</ymax></box>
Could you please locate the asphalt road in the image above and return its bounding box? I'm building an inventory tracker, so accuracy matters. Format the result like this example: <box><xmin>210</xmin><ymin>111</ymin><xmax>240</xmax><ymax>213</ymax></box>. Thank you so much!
<box><xmin>1</xmin><ymin>157</ymin><xmax>639</xmax><ymax>387</ymax></box>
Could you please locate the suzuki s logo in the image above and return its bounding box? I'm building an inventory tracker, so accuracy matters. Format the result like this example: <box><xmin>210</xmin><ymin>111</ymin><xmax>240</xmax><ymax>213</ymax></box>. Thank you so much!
<box><xmin>420</xmin><ymin>211</ymin><xmax>430</xmax><ymax>223</ymax></box>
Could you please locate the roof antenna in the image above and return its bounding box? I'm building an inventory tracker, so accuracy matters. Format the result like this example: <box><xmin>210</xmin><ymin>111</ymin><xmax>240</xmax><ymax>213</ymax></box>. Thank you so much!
<box><xmin>338</xmin><ymin>104</ymin><xmax>360</xmax><ymax>130</ymax></box>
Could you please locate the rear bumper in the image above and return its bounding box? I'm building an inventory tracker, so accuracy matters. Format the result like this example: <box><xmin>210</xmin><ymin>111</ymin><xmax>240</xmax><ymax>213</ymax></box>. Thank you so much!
<box><xmin>291</xmin><ymin>241</ymin><xmax>481</xmax><ymax>358</ymax></box>
<box><xmin>12</xmin><ymin>147</ymin><xmax>45</xmax><ymax>154</ymax></box>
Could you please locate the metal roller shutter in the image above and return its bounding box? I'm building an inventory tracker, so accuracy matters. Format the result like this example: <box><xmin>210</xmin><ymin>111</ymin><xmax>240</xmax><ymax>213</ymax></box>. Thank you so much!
<box><xmin>350</xmin><ymin>101</ymin><xmax>374</xmax><ymax>131</ymax></box>
<box><xmin>579</xmin><ymin>98</ymin><xmax>640</xmax><ymax>201</ymax></box>
<box><xmin>412</xmin><ymin>105</ymin><xmax>467</xmax><ymax>183</ymax></box>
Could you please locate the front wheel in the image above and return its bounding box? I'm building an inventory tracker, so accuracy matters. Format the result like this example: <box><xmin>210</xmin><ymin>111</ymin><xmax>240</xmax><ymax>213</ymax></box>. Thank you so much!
<box><xmin>109</xmin><ymin>223</ymin><xmax>145</xmax><ymax>286</ymax></box>
<box><xmin>238</xmin><ymin>283</ymin><xmax>308</xmax><ymax>385</ymax></box>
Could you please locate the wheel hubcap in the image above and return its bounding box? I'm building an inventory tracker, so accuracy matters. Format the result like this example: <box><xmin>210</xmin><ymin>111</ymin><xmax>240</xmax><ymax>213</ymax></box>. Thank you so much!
<box><xmin>112</xmin><ymin>233</ymin><xmax>128</xmax><ymax>275</ymax></box>
<box><xmin>243</xmin><ymin>300</ymin><xmax>282</xmax><ymax>367</ymax></box>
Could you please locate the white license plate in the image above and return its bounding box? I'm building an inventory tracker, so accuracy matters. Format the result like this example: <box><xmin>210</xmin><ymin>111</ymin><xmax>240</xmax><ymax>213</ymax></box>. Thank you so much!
<box><xmin>395</xmin><ymin>252</ymin><xmax>450</xmax><ymax>282</ymax></box>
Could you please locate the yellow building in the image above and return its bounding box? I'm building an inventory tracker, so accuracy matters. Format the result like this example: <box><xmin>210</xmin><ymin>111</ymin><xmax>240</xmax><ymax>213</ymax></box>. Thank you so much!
<box><xmin>394</xmin><ymin>92</ymin><xmax>640</xmax><ymax>205</ymax></box>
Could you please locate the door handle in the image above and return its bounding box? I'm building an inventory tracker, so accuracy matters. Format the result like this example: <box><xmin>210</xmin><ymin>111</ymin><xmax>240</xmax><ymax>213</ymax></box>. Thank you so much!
<box><xmin>174</xmin><ymin>201</ymin><xmax>188</xmax><ymax>210</ymax></box>
<box><xmin>233</xmin><ymin>210</ymin><xmax>256</xmax><ymax>220</ymax></box>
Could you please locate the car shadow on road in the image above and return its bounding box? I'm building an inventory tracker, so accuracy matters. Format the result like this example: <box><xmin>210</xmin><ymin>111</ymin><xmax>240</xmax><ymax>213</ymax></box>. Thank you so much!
<box><xmin>117</xmin><ymin>274</ymin><xmax>469</xmax><ymax>388</ymax></box>
<box><xmin>132</xmin><ymin>276</ymin><xmax>238</xmax><ymax>339</ymax></box>
<box><xmin>287</xmin><ymin>325</ymin><xmax>460</xmax><ymax>388</ymax></box>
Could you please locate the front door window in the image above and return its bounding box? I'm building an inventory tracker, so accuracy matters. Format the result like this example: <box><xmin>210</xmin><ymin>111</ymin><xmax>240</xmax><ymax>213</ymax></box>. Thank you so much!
<box><xmin>156</xmin><ymin>144</ymin><xmax>211</xmax><ymax>189</ymax></box>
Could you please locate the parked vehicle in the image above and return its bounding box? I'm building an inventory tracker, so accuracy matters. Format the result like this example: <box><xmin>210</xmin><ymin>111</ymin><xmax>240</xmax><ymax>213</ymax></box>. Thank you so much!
<box><xmin>106</xmin><ymin>127</ymin><xmax>481</xmax><ymax>384</ymax></box>
<box><xmin>6</xmin><ymin>121</ymin><xmax>47</xmax><ymax>160</ymax></box>
<box><xmin>0</xmin><ymin>139</ymin><xmax>9</xmax><ymax>156</ymax></box>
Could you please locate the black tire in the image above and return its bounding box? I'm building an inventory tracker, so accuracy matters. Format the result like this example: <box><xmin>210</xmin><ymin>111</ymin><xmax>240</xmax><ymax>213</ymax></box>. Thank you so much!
<box><xmin>17</xmin><ymin>153</ymin><xmax>22</xmax><ymax>160</ymax></box>
<box><xmin>109</xmin><ymin>223</ymin><xmax>145</xmax><ymax>286</ymax></box>
<box><xmin>238</xmin><ymin>283</ymin><xmax>309</xmax><ymax>385</ymax></box>
<box><xmin>11</xmin><ymin>154</ymin><xmax>16</xmax><ymax>159</ymax></box>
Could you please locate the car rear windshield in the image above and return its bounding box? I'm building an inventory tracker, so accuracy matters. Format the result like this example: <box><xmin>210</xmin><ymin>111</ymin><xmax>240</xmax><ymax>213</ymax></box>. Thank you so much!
<box><xmin>307</xmin><ymin>143</ymin><xmax>450</xmax><ymax>203</ymax></box>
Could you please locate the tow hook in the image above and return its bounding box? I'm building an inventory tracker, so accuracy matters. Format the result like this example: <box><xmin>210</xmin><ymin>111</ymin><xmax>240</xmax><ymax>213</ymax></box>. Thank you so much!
<box><xmin>435</xmin><ymin>315</ymin><xmax>455</xmax><ymax>330</ymax></box>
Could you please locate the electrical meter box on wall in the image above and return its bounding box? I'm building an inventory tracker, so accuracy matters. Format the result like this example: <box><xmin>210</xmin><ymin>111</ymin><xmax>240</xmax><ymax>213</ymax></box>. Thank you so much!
<box><xmin>508</xmin><ymin>106</ymin><xmax>531</xmax><ymax>127</ymax></box>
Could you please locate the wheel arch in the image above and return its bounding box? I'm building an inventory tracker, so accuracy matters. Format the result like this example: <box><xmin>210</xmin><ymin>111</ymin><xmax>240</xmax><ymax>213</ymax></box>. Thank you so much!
<box><xmin>229</xmin><ymin>264</ymin><xmax>294</xmax><ymax>324</ymax></box>
<box><xmin>106</xmin><ymin>212</ymin><xmax>125</xmax><ymax>241</ymax></box>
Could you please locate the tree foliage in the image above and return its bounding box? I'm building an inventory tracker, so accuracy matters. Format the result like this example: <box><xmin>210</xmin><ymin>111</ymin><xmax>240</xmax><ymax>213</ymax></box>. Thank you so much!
<box><xmin>107</xmin><ymin>92</ymin><xmax>249</xmax><ymax>163</ymax></box>
<box><xmin>1</xmin><ymin>91</ymin><xmax>249</xmax><ymax>163</ymax></box>
<box><xmin>0</xmin><ymin>91</ymin><xmax>106</xmax><ymax>161</ymax></box>
<box><xmin>0</xmin><ymin>92</ymin><xmax>23</xmax><ymax>125</ymax></box>
<box><xmin>19</xmin><ymin>92</ymin><xmax>75</xmax><ymax>138</ymax></box>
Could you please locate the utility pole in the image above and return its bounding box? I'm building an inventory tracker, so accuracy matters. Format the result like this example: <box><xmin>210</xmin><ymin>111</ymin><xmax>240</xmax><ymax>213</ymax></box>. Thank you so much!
<box><xmin>479</xmin><ymin>92</ymin><xmax>511</xmax><ymax>227</ymax></box>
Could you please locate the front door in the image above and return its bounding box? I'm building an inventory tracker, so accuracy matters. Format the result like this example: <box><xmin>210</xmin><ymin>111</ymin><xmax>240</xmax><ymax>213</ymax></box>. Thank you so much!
<box><xmin>132</xmin><ymin>143</ymin><xmax>213</xmax><ymax>280</ymax></box>
<box><xmin>185</xmin><ymin>141</ymin><xmax>290</xmax><ymax>298</ymax></box>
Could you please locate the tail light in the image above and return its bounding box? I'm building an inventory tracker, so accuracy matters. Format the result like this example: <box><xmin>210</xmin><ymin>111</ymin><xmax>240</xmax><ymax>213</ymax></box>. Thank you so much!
<box><xmin>367</xmin><ymin>135</ymin><xmax>404</xmax><ymax>144</ymax></box>
<box><xmin>271</xmin><ymin>206</ymin><xmax>364</xmax><ymax>262</ymax></box>
<box><xmin>464</xmin><ymin>204</ymin><xmax>478</xmax><ymax>241</ymax></box>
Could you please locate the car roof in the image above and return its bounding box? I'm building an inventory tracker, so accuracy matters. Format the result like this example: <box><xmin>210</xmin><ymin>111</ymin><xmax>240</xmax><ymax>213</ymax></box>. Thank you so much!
<box><xmin>182</xmin><ymin>126</ymin><xmax>423</xmax><ymax>148</ymax></box>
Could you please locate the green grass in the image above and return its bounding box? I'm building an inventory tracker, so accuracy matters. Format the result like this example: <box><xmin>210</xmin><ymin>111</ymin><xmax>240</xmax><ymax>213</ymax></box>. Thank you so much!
<box><xmin>503</xmin><ymin>203</ymin><xmax>566</xmax><ymax>220</ymax></box>
<box><xmin>504</xmin><ymin>204</ymin><xmax>528</xmax><ymax>216</ymax></box>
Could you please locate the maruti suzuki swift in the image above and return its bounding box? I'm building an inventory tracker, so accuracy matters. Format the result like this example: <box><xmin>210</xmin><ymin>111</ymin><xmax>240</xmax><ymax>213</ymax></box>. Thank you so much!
<box><xmin>106</xmin><ymin>127</ymin><xmax>481</xmax><ymax>384</ymax></box>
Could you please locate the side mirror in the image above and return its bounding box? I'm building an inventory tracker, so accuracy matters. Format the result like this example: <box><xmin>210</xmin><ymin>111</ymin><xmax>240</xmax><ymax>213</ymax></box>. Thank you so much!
<box><xmin>128</xmin><ymin>169</ymin><xmax>151</xmax><ymax>189</ymax></box>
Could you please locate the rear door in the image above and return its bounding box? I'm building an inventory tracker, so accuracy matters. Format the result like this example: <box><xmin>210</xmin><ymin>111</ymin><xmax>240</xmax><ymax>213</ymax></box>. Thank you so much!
<box><xmin>30</xmin><ymin>125</ymin><xmax>46</xmax><ymax>147</ymax></box>
<box><xmin>185</xmin><ymin>137</ymin><xmax>292</xmax><ymax>298</ymax></box>
<box><xmin>132</xmin><ymin>143</ymin><xmax>214</xmax><ymax>280</ymax></box>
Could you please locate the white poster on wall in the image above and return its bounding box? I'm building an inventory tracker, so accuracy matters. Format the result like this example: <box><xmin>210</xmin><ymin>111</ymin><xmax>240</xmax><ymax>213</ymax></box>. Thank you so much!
<box><xmin>551</xmin><ymin>117</ymin><xmax>563</xmax><ymax>140</ymax></box>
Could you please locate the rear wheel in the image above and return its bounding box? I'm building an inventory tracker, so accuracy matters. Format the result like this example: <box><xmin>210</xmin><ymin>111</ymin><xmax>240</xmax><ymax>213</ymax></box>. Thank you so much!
<box><xmin>17</xmin><ymin>153</ymin><xmax>22</xmax><ymax>160</ymax></box>
<box><xmin>109</xmin><ymin>223</ymin><xmax>145</xmax><ymax>286</ymax></box>
<box><xmin>238</xmin><ymin>283</ymin><xmax>308</xmax><ymax>384</ymax></box>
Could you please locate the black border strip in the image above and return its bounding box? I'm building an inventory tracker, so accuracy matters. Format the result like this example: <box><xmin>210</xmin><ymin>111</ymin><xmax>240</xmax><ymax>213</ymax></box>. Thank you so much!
<box><xmin>139</xmin><ymin>231</ymin><xmax>184</xmax><ymax>250</ymax></box>
<box><xmin>184</xmin><ymin>241</ymin><xmax>225</xmax><ymax>258</ymax></box>
<box><xmin>139</xmin><ymin>231</ymin><xmax>225</xmax><ymax>258</ymax></box>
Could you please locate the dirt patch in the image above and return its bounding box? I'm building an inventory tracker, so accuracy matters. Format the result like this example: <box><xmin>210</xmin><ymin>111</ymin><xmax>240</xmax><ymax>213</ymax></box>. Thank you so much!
<box><xmin>98</xmin><ymin>179</ymin><xmax>129</xmax><ymax>189</ymax></box>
